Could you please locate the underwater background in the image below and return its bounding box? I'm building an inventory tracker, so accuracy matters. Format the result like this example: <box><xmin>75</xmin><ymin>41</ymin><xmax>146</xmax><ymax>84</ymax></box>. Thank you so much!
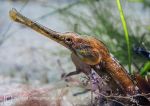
<box><xmin>0</xmin><ymin>0</ymin><xmax>150</xmax><ymax>106</ymax></box>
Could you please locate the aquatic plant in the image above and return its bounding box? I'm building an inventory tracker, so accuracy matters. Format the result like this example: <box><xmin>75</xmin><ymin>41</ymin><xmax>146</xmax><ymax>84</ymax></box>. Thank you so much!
<box><xmin>116</xmin><ymin>0</ymin><xmax>132</xmax><ymax>74</ymax></box>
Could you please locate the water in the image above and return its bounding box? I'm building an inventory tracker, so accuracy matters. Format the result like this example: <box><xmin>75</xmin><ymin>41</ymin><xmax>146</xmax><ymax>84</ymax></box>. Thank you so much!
<box><xmin>0</xmin><ymin>0</ymin><xmax>75</xmax><ymax>85</ymax></box>
<box><xmin>0</xmin><ymin>0</ymin><xmax>150</xmax><ymax>105</ymax></box>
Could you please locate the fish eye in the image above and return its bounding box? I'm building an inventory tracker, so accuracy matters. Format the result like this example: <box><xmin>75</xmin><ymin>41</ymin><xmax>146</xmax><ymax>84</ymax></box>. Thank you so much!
<box><xmin>65</xmin><ymin>37</ymin><xmax>72</xmax><ymax>43</ymax></box>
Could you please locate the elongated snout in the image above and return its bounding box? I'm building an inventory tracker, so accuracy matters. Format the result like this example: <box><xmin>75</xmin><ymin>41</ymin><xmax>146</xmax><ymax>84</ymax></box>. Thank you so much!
<box><xmin>9</xmin><ymin>8</ymin><xmax>70</xmax><ymax>48</ymax></box>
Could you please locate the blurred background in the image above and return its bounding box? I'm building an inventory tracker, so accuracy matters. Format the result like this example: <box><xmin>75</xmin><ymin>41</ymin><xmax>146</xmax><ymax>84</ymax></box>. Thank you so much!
<box><xmin>0</xmin><ymin>0</ymin><xmax>75</xmax><ymax>86</ymax></box>
<box><xmin>0</xmin><ymin>0</ymin><xmax>150</xmax><ymax>93</ymax></box>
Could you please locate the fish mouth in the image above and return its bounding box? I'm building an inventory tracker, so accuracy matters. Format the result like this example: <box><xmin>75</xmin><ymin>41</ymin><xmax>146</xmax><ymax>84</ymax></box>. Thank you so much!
<box><xmin>9</xmin><ymin>8</ymin><xmax>71</xmax><ymax>48</ymax></box>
